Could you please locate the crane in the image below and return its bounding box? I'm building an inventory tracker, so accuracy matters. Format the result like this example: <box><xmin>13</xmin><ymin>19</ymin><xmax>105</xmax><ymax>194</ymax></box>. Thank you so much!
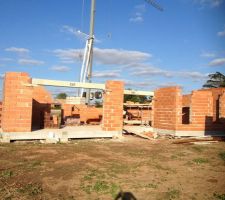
<box><xmin>79</xmin><ymin>0</ymin><xmax>163</xmax><ymax>104</ymax></box>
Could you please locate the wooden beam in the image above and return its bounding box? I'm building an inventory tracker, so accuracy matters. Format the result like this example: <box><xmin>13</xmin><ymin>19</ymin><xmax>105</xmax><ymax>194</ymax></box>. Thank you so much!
<box><xmin>32</xmin><ymin>78</ymin><xmax>154</xmax><ymax>96</ymax></box>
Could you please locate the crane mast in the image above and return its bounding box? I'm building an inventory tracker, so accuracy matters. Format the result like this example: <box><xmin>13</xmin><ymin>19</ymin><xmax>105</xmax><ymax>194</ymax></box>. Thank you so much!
<box><xmin>79</xmin><ymin>0</ymin><xmax>163</xmax><ymax>104</ymax></box>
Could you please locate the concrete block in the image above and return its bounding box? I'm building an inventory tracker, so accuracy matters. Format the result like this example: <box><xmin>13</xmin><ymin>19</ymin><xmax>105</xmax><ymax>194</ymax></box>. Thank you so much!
<box><xmin>0</xmin><ymin>133</ymin><xmax>10</xmax><ymax>143</ymax></box>
<box><xmin>45</xmin><ymin>138</ymin><xmax>58</xmax><ymax>144</ymax></box>
<box><xmin>59</xmin><ymin>131</ymin><xmax>69</xmax><ymax>143</ymax></box>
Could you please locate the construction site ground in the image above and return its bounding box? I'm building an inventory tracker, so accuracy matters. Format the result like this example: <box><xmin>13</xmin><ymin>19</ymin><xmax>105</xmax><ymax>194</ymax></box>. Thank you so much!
<box><xmin>0</xmin><ymin>135</ymin><xmax>225</xmax><ymax>200</ymax></box>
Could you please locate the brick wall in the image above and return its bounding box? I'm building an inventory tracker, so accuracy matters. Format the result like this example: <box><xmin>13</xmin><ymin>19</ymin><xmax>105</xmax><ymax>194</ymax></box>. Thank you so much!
<box><xmin>32</xmin><ymin>86</ymin><xmax>53</xmax><ymax>130</ymax></box>
<box><xmin>153</xmin><ymin>87</ymin><xmax>225</xmax><ymax>133</ymax></box>
<box><xmin>2</xmin><ymin>72</ymin><xmax>33</xmax><ymax>132</ymax></box>
<box><xmin>126</xmin><ymin>107</ymin><xmax>152</xmax><ymax>122</ymax></box>
<box><xmin>0</xmin><ymin>101</ymin><xmax>2</xmax><ymax>128</ymax></box>
<box><xmin>153</xmin><ymin>87</ymin><xmax>182</xmax><ymax>130</ymax></box>
<box><xmin>102</xmin><ymin>81</ymin><xmax>124</xmax><ymax>131</ymax></box>
<box><xmin>182</xmin><ymin>94</ymin><xmax>191</xmax><ymax>107</ymax></box>
<box><xmin>200</xmin><ymin>88</ymin><xmax>225</xmax><ymax>122</ymax></box>
<box><xmin>191</xmin><ymin>90</ymin><xmax>213</xmax><ymax>128</ymax></box>
<box><xmin>62</xmin><ymin>104</ymin><xmax>102</xmax><ymax>124</ymax></box>
<box><xmin>219</xmin><ymin>91</ymin><xmax>225</xmax><ymax>121</ymax></box>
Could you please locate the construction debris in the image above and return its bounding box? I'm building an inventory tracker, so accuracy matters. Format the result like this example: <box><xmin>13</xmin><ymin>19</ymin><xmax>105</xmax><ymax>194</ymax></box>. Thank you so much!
<box><xmin>123</xmin><ymin>126</ymin><xmax>157</xmax><ymax>140</ymax></box>
<box><xmin>172</xmin><ymin>136</ymin><xmax>224</xmax><ymax>144</ymax></box>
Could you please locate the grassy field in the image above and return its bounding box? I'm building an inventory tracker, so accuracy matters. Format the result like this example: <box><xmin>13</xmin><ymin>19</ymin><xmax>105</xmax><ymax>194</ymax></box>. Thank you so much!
<box><xmin>0</xmin><ymin>136</ymin><xmax>225</xmax><ymax>200</ymax></box>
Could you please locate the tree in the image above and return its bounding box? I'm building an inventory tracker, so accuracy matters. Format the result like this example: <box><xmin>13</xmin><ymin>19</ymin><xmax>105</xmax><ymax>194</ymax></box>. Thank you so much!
<box><xmin>203</xmin><ymin>72</ymin><xmax>225</xmax><ymax>88</ymax></box>
<box><xmin>124</xmin><ymin>89</ymin><xmax>151</xmax><ymax>103</ymax></box>
<box><xmin>56</xmin><ymin>93</ymin><xmax>67</xmax><ymax>99</ymax></box>
<box><xmin>124</xmin><ymin>94</ymin><xmax>148</xmax><ymax>103</ymax></box>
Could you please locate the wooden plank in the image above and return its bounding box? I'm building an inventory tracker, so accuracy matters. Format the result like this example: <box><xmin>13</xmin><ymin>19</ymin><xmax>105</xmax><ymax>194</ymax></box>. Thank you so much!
<box><xmin>123</xmin><ymin>126</ymin><xmax>154</xmax><ymax>140</ymax></box>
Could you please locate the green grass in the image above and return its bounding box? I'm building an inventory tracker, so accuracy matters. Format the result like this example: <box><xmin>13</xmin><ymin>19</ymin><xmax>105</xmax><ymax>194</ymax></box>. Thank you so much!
<box><xmin>218</xmin><ymin>152</ymin><xmax>225</xmax><ymax>161</ymax></box>
<box><xmin>18</xmin><ymin>183</ymin><xmax>43</xmax><ymax>196</ymax></box>
<box><xmin>192</xmin><ymin>158</ymin><xmax>209</xmax><ymax>164</ymax></box>
<box><xmin>214</xmin><ymin>193</ymin><xmax>225</xmax><ymax>200</ymax></box>
<box><xmin>1</xmin><ymin>170</ymin><xmax>13</xmax><ymax>179</ymax></box>
<box><xmin>192</xmin><ymin>146</ymin><xmax>206</xmax><ymax>153</ymax></box>
<box><xmin>165</xmin><ymin>188</ymin><xmax>180</xmax><ymax>200</ymax></box>
<box><xmin>145</xmin><ymin>183</ymin><xmax>157</xmax><ymax>189</ymax></box>
<box><xmin>93</xmin><ymin>180</ymin><xmax>110</xmax><ymax>193</ymax></box>
<box><xmin>81</xmin><ymin>168</ymin><xmax>120</xmax><ymax>197</ymax></box>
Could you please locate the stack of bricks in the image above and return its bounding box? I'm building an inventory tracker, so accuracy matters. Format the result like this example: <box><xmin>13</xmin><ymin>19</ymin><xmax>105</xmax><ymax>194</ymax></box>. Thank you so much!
<box><xmin>102</xmin><ymin>81</ymin><xmax>124</xmax><ymax>132</ymax></box>
<box><xmin>126</xmin><ymin>107</ymin><xmax>152</xmax><ymax>122</ymax></box>
<box><xmin>62</xmin><ymin>104</ymin><xmax>103</xmax><ymax>124</ymax></box>
<box><xmin>2</xmin><ymin>72</ymin><xmax>33</xmax><ymax>132</ymax></box>
<box><xmin>43</xmin><ymin>110</ymin><xmax>60</xmax><ymax>129</ymax></box>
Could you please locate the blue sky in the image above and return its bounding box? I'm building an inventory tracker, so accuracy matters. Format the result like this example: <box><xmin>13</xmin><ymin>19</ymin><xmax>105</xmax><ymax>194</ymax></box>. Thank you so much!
<box><xmin>0</xmin><ymin>0</ymin><xmax>225</xmax><ymax>97</ymax></box>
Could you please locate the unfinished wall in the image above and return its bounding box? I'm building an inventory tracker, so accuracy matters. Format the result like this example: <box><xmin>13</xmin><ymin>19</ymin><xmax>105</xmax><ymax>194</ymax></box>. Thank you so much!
<box><xmin>153</xmin><ymin>86</ymin><xmax>225</xmax><ymax>136</ymax></box>
<box><xmin>2</xmin><ymin>72</ymin><xmax>33</xmax><ymax>132</ymax></box>
<box><xmin>219</xmin><ymin>91</ymin><xmax>225</xmax><ymax>122</ymax></box>
<box><xmin>62</xmin><ymin>104</ymin><xmax>102</xmax><ymax>124</ymax></box>
<box><xmin>32</xmin><ymin>86</ymin><xmax>53</xmax><ymax>130</ymax></box>
<box><xmin>0</xmin><ymin>102</ymin><xmax>2</xmax><ymax>128</ymax></box>
<box><xmin>125</xmin><ymin>107</ymin><xmax>152</xmax><ymax>122</ymax></box>
<box><xmin>182</xmin><ymin>94</ymin><xmax>191</xmax><ymax>107</ymax></box>
<box><xmin>102</xmin><ymin>81</ymin><xmax>124</xmax><ymax>132</ymax></box>
<box><xmin>153</xmin><ymin>87</ymin><xmax>181</xmax><ymax>132</ymax></box>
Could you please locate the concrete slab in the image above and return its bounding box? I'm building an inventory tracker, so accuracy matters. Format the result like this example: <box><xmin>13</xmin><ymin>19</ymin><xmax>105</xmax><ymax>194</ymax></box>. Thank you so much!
<box><xmin>0</xmin><ymin>126</ymin><xmax>120</xmax><ymax>143</ymax></box>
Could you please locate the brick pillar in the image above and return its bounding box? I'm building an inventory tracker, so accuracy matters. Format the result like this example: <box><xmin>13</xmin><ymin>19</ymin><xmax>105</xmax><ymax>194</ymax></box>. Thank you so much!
<box><xmin>191</xmin><ymin>90</ymin><xmax>213</xmax><ymax>129</ymax></box>
<box><xmin>219</xmin><ymin>91</ymin><xmax>225</xmax><ymax>119</ymax></box>
<box><xmin>102</xmin><ymin>81</ymin><xmax>124</xmax><ymax>132</ymax></box>
<box><xmin>2</xmin><ymin>72</ymin><xmax>33</xmax><ymax>132</ymax></box>
<box><xmin>153</xmin><ymin>87</ymin><xmax>182</xmax><ymax>131</ymax></box>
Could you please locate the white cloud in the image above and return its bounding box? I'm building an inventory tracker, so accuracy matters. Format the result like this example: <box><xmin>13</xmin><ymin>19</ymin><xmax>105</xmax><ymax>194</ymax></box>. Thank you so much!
<box><xmin>0</xmin><ymin>74</ymin><xmax>5</xmax><ymax>79</ymax></box>
<box><xmin>94</xmin><ymin>48</ymin><xmax>151</xmax><ymax>65</ymax></box>
<box><xmin>0</xmin><ymin>57</ymin><xmax>13</xmax><ymax>62</ymax></box>
<box><xmin>135</xmin><ymin>4</ymin><xmax>146</xmax><ymax>12</ymax></box>
<box><xmin>129</xmin><ymin>63</ymin><xmax>207</xmax><ymax>80</ymax></box>
<box><xmin>61</xmin><ymin>25</ymin><xmax>88</xmax><ymax>41</ymax></box>
<box><xmin>93</xmin><ymin>70</ymin><xmax>120</xmax><ymax>78</ymax></box>
<box><xmin>125</xmin><ymin>80</ymin><xmax>152</xmax><ymax>87</ymax></box>
<box><xmin>200</xmin><ymin>52</ymin><xmax>216</xmax><ymax>58</ymax></box>
<box><xmin>177</xmin><ymin>71</ymin><xmax>208</xmax><ymax>79</ymax></box>
<box><xmin>50</xmin><ymin>65</ymin><xmax>71</xmax><ymax>72</ymax></box>
<box><xmin>194</xmin><ymin>0</ymin><xmax>224</xmax><ymax>7</ymax></box>
<box><xmin>5</xmin><ymin>47</ymin><xmax>30</xmax><ymax>54</ymax></box>
<box><xmin>129</xmin><ymin>63</ymin><xmax>172</xmax><ymax>77</ymax></box>
<box><xmin>208</xmin><ymin>57</ymin><xmax>225</xmax><ymax>66</ymax></box>
<box><xmin>18</xmin><ymin>59</ymin><xmax>45</xmax><ymax>66</ymax></box>
<box><xmin>61</xmin><ymin>25</ymin><xmax>101</xmax><ymax>43</ymax></box>
<box><xmin>129</xmin><ymin>16</ymin><xmax>143</xmax><ymax>23</ymax></box>
<box><xmin>53</xmin><ymin>48</ymin><xmax>151</xmax><ymax>66</ymax></box>
<box><xmin>130</xmin><ymin>4</ymin><xmax>146</xmax><ymax>23</ymax></box>
<box><xmin>53</xmin><ymin>49</ymin><xmax>83</xmax><ymax>63</ymax></box>
<box><xmin>217</xmin><ymin>28</ymin><xmax>225</xmax><ymax>37</ymax></box>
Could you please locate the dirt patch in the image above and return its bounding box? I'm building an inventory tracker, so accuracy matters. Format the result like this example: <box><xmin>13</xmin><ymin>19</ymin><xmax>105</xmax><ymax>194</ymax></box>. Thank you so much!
<box><xmin>0</xmin><ymin>136</ymin><xmax>225</xmax><ymax>200</ymax></box>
